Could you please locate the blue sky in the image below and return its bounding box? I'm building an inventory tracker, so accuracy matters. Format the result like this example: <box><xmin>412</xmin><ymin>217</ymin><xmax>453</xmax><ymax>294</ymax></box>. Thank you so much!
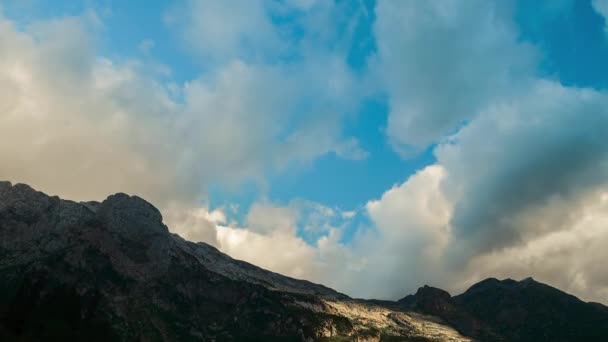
<box><xmin>2</xmin><ymin>0</ymin><xmax>608</xmax><ymax>300</ymax></box>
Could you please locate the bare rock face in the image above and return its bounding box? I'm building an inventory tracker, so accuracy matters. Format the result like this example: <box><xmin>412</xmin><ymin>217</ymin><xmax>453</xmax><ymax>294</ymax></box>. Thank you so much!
<box><xmin>0</xmin><ymin>182</ymin><xmax>469</xmax><ymax>342</ymax></box>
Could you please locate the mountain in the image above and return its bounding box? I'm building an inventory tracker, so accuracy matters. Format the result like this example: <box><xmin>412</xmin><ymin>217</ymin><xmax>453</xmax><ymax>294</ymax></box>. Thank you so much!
<box><xmin>0</xmin><ymin>182</ymin><xmax>469</xmax><ymax>341</ymax></box>
<box><xmin>1</xmin><ymin>181</ymin><xmax>607</xmax><ymax>341</ymax></box>
<box><xmin>453</xmin><ymin>277</ymin><xmax>608</xmax><ymax>341</ymax></box>
<box><xmin>397</xmin><ymin>278</ymin><xmax>608</xmax><ymax>342</ymax></box>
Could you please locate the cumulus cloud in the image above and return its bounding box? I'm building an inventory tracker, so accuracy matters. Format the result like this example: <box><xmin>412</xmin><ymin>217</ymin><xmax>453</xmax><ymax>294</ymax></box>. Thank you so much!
<box><xmin>374</xmin><ymin>0</ymin><xmax>537</xmax><ymax>152</ymax></box>
<box><xmin>437</xmin><ymin>81</ymin><xmax>608</xmax><ymax>259</ymax></box>
<box><xmin>348</xmin><ymin>165</ymin><xmax>453</xmax><ymax>298</ymax></box>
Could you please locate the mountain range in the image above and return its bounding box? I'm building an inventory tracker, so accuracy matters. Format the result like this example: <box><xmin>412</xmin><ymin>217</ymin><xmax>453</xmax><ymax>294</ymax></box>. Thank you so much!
<box><xmin>1</xmin><ymin>181</ymin><xmax>607</xmax><ymax>341</ymax></box>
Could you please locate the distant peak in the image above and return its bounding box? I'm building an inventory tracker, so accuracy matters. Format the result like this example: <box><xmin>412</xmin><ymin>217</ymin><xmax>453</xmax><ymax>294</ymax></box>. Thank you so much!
<box><xmin>102</xmin><ymin>193</ymin><xmax>160</xmax><ymax>215</ymax></box>
<box><xmin>416</xmin><ymin>285</ymin><xmax>452</xmax><ymax>300</ymax></box>
<box><xmin>0</xmin><ymin>181</ymin><xmax>37</xmax><ymax>195</ymax></box>
<box><xmin>520</xmin><ymin>277</ymin><xmax>535</xmax><ymax>283</ymax></box>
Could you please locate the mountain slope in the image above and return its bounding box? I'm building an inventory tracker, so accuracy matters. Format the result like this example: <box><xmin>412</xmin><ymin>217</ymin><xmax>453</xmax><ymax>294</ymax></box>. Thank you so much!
<box><xmin>0</xmin><ymin>181</ymin><xmax>469</xmax><ymax>341</ymax></box>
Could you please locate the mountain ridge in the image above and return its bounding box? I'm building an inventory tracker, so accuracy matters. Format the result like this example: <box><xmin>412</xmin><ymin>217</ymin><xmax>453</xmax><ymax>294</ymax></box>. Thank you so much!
<box><xmin>1</xmin><ymin>181</ymin><xmax>607</xmax><ymax>341</ymax></box>
<box><xmin>0</xmin><ymin>181</ymin><xmax>470</xmax><ymax>341</ymax></box>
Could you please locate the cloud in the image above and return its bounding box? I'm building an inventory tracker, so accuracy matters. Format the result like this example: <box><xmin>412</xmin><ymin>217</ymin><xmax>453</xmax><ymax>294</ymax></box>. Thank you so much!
<box><xmin>436</xmin><ymin>81</ymin><xmax>608</xmax><ymax>260</ymax></box>
<box><xmin>165</xmin><ymin>0</ymin><xmax>282</xmax><ymax>63</ymax></box>
<box><xmin>0</xmin><ymin>8</ymin><xmax>364</xmax><ymax>198</ymax></box>
<box><xmin>0</xmin><ymin>6</ymin><xmax>366</xmax><ymax>245</ymax></box>
<box><xmin>163</xmin><ymin>203</ymin><xmax>224</xmax><ymax>246</ymax></box>
<box><xmin>0</xmin><ymin>13</ymin><xmax>179</xmax><ymax>204</ymax></box>
<box><xmin>462</xmin><ymin>189</ymin><xmax>608</xmax><ymax>302</ymax></box>
<box><xmin>246</xmin><ymin>202</ymin><xmax>298</xmax><ymax>235</ymax></box>
<box><xmin>593</xmin><ymin>0</ymin><xmax>608</xmax><ymax>33</ymax></box>
<box><xmin>215</xmin><ymin>201</ymin><xmax>357</xmax><ymax>282</ymax></box>
<box><xmin>374</xmin><ymin>0</ymin><xmax>537</xmax><ymax>152</ymax></box>
<box><xmin>350</xmin><ymin>165</ymin><xmax>453</xmax><ymax>298</ymax></box>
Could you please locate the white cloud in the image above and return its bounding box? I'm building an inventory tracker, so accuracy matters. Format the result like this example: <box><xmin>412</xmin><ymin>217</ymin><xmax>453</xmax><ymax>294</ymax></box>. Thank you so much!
<box><xmin>162</xmin><ymin>203</ymin><xmax>223</xmax><ymax>246</ymax></box>
<box><xmin>0</xmin><ymin>13</ymin><xmax>180</xmax><ymax>204</ymax></box>
<box><xmin>246</xmin><ymin>202</ymin><xmax>298</xmax><ymax>235</ymax></box>
<box><xmin>374</xmin><ymin>0</ymin><xmax>537</xmax><ymax>152</ymax></box>
<box><xmin>217</xmin><ymin>226</ymin><xmax>317</xmax><ymax>279</ymax></box>
<box><xmin>352</xmin><ymin>165</ymin><xmax>453</xmax><ymax>298</ymax></box>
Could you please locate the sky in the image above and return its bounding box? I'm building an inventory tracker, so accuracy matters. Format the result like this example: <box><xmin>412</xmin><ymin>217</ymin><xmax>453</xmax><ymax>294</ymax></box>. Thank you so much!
<box><xmin>1</xmin><ymin>0</ymin><xmax>608</xmax><ymax>302</ymax></box>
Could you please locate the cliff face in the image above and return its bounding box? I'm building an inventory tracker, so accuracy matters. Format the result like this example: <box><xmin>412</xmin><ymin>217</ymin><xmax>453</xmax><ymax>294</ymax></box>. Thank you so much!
<box><xmin>0</xmin><ymin>182</ymin><xmax>469</xmax><ymax>342</ymax></box>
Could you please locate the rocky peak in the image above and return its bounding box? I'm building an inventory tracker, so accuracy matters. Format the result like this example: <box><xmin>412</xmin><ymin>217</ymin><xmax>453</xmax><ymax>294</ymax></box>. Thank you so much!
<box><xmin>0</xmin><ymin>181</ymin><xmax>58</xmax><ymax>225</ymax></box>
<box><xmin>400</xmin><ymin>285</ymin><xmax>454</xmax><ymax>315</ymax></box>
<box><xmin>416</xmin><ymin>285</ymin><xmax>452</xmax><ymax>301</ymax></box>
<box><xmin>397</xmin><ymin>284</ymin><xmax>505</xmax><ymax>341</ymax></box>
<box><xmin>98</xmin><ymin>192</ymin><xmax>168</xmax><ymax>239</ymax></box>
